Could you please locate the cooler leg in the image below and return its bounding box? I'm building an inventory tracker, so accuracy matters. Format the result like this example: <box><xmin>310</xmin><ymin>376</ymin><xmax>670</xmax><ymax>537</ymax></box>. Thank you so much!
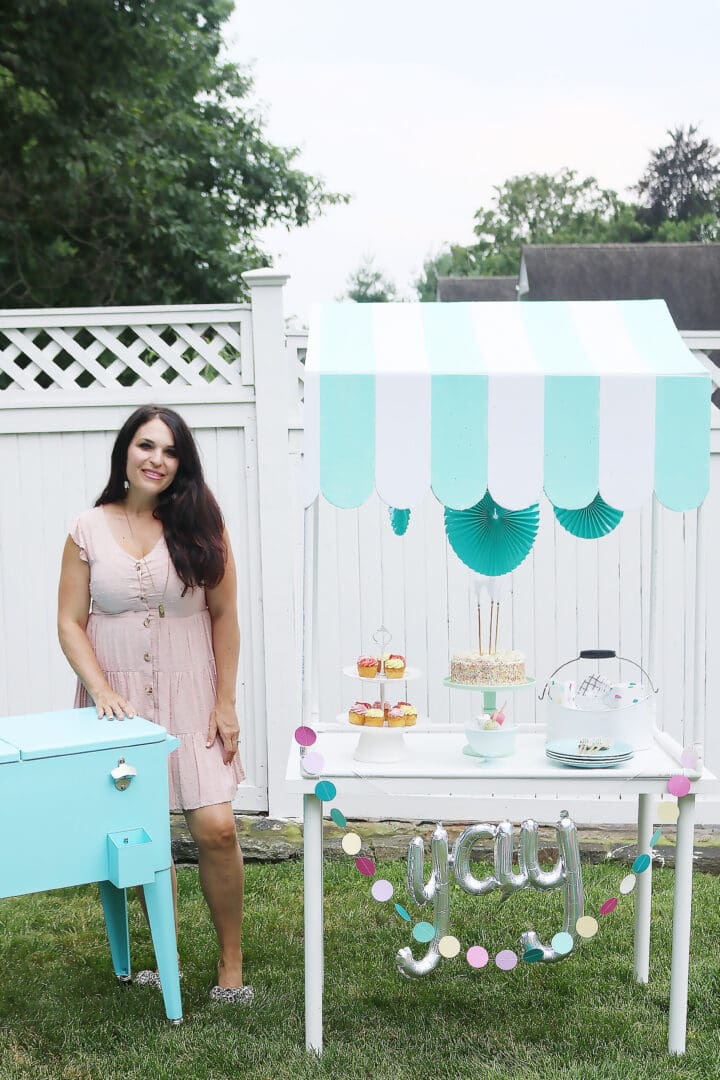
<box><xmin>144</xmin><ymin>868</ymin><xmax>183</xmax><ymax>1024</ymax></box>
<box><xmin>634</xmin><ymin>793</ymin><xmax>653</xmax><ymax>983</ymax></box>
<box><xmin>98</xmin><ymin>881</ymin><xmax>131</xmax><ymax>981</ymax></box>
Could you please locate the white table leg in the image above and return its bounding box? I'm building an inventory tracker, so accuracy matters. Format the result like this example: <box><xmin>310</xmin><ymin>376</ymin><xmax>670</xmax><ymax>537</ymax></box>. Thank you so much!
<box><xmin>304</xmin><ymin>793</ymin><xmax>324</xmax><ymax>1055</ymax></box>
<box><xmin>668</xmin><ymin>793</ymin><xmax>695</xmax><ymax>1056</ymax></box>
<box><xmin>634</xmin><ymin>792</ymin><xmax>653</xmax><ymax>983</ymax></box>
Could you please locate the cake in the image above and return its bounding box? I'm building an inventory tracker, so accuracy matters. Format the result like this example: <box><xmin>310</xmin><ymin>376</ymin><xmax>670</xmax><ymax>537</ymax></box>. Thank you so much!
<box><xmin>348</xmin><ymin>702</ymin><xmax>369</xmax><ymax>725</ymax></box>
<box><xmin>399</xmin><ymin>702</ymin><xmax>417</xmax><ymax>727</ymax></box>
<box><xmin>383</xmin><ymin>654</ymin><xmax>406</xmax><ymax>679</ymax></box>
<box><xmin>387</xmin><ymin>706</ymin><xmax>406</xmax><ymax>728</ymax></box>
<box><xmin>450</xmin><ymin>650</ymin><xmax>525</xmax><ymax>686</ymax></box>
<box><xmin>357</xmin><ymin>655</ymin><xmax>379</xmax><ymax>678</ymax></box>
<box><xmin>364</xmin><ymin>708</ymin><xmax>384</xmax><ymax>727</ymax></box>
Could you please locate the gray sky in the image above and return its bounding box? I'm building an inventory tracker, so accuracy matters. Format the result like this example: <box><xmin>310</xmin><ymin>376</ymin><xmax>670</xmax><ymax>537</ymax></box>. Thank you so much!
<box><xmin>225</xmin><ymin>0</ymin><xmax>720</xmax><ymax>324</ymax></box>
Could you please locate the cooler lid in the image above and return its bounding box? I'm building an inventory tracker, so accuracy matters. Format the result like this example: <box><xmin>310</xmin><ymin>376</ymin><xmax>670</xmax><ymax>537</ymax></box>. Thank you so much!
<box><xmin>0</xmin><ymin>707</ymin><xmax>168</xmax><ymax>760</ymax></box>
<box><xmin>0</xmin><ymin>738</ymin><xmax>20</xmax><ymax>763</ymax></box>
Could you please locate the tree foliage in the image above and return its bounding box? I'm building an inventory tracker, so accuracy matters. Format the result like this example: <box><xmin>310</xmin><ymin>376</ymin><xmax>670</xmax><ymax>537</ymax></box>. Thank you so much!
<box><xmin>416</xmin><ymin>127</ymin><xmax>720</xmax><ymax>299</ymax></box>
<box><xmin>341</xmin><ymin>256</ymin><xmax>397</xmax><ymax>303</ymax></box>
<box><xmin>635</xmin><ymin>124</ymin><xmax>720</xmax><ymax>227</ymax></box>
<box><xmin>0</xmin><ymin>0</ymin><xmax>344</xmax><ymax>307</ymax></box>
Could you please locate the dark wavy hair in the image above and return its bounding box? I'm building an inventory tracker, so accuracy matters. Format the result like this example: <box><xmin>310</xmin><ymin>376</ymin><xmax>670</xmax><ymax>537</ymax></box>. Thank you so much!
<box><xmin>95</xmin><ymin>405</ymin><xmax>226</xmax><ymax>590</ymax></box>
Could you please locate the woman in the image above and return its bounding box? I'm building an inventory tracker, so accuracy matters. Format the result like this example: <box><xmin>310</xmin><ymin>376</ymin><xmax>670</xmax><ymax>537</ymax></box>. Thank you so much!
<box><xmin>57</xmin><ymin>404</ymin><xmax>252</xmax><ymax>1004</ymax></box>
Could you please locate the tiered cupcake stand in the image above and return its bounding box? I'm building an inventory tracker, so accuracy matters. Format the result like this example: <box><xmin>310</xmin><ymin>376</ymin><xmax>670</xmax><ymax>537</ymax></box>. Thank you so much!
<box><xmin>341</xmin><ymin>663</ymin><xmax>422</xmax><ymax>763</ymax></box>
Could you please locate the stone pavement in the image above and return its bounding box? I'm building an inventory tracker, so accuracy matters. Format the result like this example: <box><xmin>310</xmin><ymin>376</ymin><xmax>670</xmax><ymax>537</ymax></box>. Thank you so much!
<box><xmin>171</xmin><ymin>814</ymin><xmax>720</xmax><ymax>874</ymax></box>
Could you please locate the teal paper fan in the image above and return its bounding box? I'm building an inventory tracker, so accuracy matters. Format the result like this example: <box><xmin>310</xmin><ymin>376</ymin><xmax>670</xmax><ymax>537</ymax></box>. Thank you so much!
<box><xmin>389</xmin><ymin>507</ymin><xmax>411</xmax><ymax>536</ymax></box>
<box><xmin>553</xmin><ymin>494</ymin><xmax>623</xmax><ymax>539</ymax></box>
<box><xmin>444</xmin><ymin>492</ymin><xmax>539</xmax><ymax>576</ymax></box>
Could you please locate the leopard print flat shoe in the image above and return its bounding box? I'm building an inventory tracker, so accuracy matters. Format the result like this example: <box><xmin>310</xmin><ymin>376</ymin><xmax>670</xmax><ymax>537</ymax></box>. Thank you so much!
<box><xmin>209</xmin><ymin>985</ymin><xmax>254</xmax><ymax>1004</ymax></box>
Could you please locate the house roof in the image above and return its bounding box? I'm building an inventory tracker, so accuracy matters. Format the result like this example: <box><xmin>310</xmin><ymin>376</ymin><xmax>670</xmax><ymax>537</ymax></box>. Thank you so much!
<box><xmin>519</xmin><ymin>243</ymin><xmax>720</xmax><ymax>330</ymax></box>
<box><xmin>437</xmin><ymin>276</ymin><xmax>518</xmax><ymax>302</ymax></box>
<box><xmin>304</xmin><ymin>299</ymin><xmax>710</xmax><ymax>513</ymax></box>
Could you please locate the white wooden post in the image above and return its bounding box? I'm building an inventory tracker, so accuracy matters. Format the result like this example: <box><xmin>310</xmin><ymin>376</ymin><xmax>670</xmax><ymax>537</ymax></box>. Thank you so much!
<box><xmin>243</xmin><ymin>269</ymin><xmax>298</xmax><ymax>817</ymax></box>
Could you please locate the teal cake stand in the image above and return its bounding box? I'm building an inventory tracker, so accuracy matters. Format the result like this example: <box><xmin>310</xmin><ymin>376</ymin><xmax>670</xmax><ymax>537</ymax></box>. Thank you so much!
<box><xmin>442</xmin><ymin>675</ymin><xmax>535</xmax><ymax>714</ymax></box>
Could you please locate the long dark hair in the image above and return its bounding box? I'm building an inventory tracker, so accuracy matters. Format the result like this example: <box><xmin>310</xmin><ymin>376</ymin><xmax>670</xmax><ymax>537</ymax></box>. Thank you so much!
<box><xmin>95</xmin><ymin>405</ymin><xmax>226</xmax><ymax>590</ymax></box>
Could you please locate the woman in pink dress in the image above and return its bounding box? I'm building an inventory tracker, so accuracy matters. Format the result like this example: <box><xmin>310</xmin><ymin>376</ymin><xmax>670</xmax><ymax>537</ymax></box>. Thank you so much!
<box><xmin>57</xmin><ymin>404</ymin><xmax>252</xmax><ymax>1004</ymax></box>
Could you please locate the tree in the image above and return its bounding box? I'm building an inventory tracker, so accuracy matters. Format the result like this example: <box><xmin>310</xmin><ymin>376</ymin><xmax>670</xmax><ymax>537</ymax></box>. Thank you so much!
<box><xmin>635</xmin><ymin>125</ymin><xmax>720</xmax><ymax>227</ymax></box>
<box><xmin>0</xmin><ymin>0</ymin><xmax>345</xmax><ymax>307</ymax></box>
<box><xmin>415</xmin><ymin>169</ymin><xmax>645</xmax><ymax>298</ymax></box>
<box><xmin>341</xmin><ymin>256</ymin><xmax>397</xmax><ymax>303</ymax></box>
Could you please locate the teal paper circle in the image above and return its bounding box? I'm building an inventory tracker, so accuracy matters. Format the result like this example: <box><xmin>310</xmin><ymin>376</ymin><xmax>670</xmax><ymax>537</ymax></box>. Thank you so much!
<box><xmin>413</xmin><ymin>921</ymin><xmax>435</xmax><ymax>943</ymax></box>
<box><xmin>444</xmin><ymin>492</ymin><xmax>539</xmax><ymax>576</ymax></box>
<box><xmin>633</xmin><ymin>853</ymin><xmax>651</xmax><ymax>874</ymax></box>
<box><xmin>314</xmin><ymin>780</ymin><xmax>337</xmax><ymax>802</ymax></box>
<box><xmin>523</xmin><ymin>948</ymin><xmax>544</xmax><ymax>963</ymax></box>
<box><xmin>330</xmin><ymin>808</ymin><xmax>347</xmax><ymax>828</ymax></box>
<box><xmin>553</xmin><ymin>494</ymin><xmax>623</xmax><ymax>540</ymax></box>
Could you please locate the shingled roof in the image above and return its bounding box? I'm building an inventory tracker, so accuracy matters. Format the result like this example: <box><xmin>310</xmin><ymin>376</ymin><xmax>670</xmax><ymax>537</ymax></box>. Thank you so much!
<box><xmin>436</xmin><ymin>275</ymin><xmax>518</xmax><ymax>302</ymax></box>
<box><xmin>519</xmin><ymin>243</ymin><xmax>720</xmax><ymax>331</ymax></box>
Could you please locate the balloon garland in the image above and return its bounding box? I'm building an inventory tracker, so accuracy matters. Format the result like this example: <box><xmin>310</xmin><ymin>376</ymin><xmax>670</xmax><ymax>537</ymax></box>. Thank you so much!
<box><xmin>294</xmin><ymin>725</ymin><xmax>696</xmax><ymax>971</ymax></box>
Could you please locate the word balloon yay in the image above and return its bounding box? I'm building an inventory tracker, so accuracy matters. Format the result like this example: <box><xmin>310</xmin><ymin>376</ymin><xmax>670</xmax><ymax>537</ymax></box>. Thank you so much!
<box><xmin>396</xmin><ymin>812</ymin><xmax>584</xmax><ymax>978</ymax></box>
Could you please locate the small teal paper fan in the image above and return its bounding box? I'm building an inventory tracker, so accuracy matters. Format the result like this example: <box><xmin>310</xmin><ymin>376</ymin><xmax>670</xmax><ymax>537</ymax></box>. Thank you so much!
<box><xmin>444</xmin><ymin>492</ymin><xmax>539</xmax><ymax>576</ymax></box>
<box><xmin>553</xmin><ymin>494</ymin><xmax>623</xmax><ymax>539</ymax></box>
<box><xmin>389</xmin><ymin>507</ymin><xmax>411</xmax><ymax>536</ymax></box>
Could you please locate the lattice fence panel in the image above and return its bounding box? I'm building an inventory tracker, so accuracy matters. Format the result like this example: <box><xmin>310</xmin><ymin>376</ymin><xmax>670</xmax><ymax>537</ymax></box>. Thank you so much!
<box><xmin>0</xmin><ymin>320</ymin><xmax>246</xmax><ymax>393</ymax></box>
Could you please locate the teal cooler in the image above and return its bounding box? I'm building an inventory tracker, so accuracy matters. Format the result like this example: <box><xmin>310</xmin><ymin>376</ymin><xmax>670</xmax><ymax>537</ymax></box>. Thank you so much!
<box><xmin>0</xmin><ymin>707</ymin><xmax>182</xmax><ymax>1023</ymax></box>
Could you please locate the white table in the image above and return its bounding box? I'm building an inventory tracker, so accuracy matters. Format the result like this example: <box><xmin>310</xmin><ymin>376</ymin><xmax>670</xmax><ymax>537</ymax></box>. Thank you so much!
<box><xmin>285</xmin><ymin>729</ymin><xmax>719</xmax><ymax>1056</ymax></box>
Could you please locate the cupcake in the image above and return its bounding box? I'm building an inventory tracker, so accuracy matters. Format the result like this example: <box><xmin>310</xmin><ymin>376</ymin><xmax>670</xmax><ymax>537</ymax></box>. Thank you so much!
<box><xmin>387</xmin><ymin>706</ymin><xmax>405</xmax><ymax>728</ymax></box>
<box><xmin>357</xmin><ymin>655</ymin><xmax>379</xmax><ymax>678</ymax></box>
<box><xmin>384</xmin><ymin>654</ymin><xmax>406</xmax><ymax>679</ymax></box>
<box><xmin>399</xmin><ymin>701</ymin><xmax>417</xmax><ymax>727</ymax></box>
<box><xmin>348</xmin><ymin>702</ymin><xmax>369</xmax><ymax>726</ymax></box>
<box><xmin>364</xmin><ymin>708</ymin><xmax>384</xmax><ymax>727</ymax></box>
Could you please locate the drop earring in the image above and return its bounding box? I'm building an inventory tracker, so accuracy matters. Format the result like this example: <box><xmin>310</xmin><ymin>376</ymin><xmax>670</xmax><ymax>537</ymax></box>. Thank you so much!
<box><xmin>123</xmin><ymin>479</ymin><xmax>129</xmax><ymax>490</ymax></box>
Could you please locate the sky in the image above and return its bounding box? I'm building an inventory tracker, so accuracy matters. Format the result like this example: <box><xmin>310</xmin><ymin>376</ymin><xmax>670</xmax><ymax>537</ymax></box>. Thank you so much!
<box><xmin>224</xmin><ymin>0</ymin><xmax>720</xmax><ymax>325</ymax></box>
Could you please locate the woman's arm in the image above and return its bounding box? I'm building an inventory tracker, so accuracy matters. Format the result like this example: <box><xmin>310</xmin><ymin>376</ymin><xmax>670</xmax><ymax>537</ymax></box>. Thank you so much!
<box><xmin>206</xmin><ymin>530</ymin><xmax>241</xmax><ymax>764</ymax></box>
<box><xmin>57</xmin><ymin>536</ymin><xmax>136</xmax><ymax>719</ymax></box>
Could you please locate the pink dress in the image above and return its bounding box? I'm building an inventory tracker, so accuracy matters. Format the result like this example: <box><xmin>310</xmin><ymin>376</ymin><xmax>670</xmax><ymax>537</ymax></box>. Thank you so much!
<box><xmin>70</xmin><ymin>506</ymin><xmax>245</xmax><ymax>811</ymax></box>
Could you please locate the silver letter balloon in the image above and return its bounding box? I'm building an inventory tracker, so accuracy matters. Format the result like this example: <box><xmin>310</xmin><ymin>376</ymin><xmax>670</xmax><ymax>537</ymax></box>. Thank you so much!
<box><xmin>396</xmin><ymin>812</ymin><xmax>584</xmax><ymax>978</ymax></box>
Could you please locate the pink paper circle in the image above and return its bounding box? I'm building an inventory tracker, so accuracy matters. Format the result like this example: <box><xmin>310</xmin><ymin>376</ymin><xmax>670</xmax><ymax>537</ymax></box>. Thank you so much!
<box><xmin>495</xmin><ymin>949</ymin><xmax>518</xmax><ymax>971</ymax></box>
<box><xmin>600</xmin><ymin>897</ymin><xmax>618</xmax><ymax>916</ymax></box>
<box><xmin>371</xmin><ymin>879</ymin><xmax>393</xmax><ymax>902</ymax></box>
<box><xmin>466</xmin><ymin>946</ymin><xmax>489</xmax><ymax>969</ymax></box>
<box><xmin>680</xmin><ymin>747</ymin><xmax>698</xmax><ymax>769</ymax></box>
<box><xmin>302</xmin><ymin>751</ymin><xmax>324</xmax><ymax>774</ymax></box>
<box><xmin>667</xmin><ymin>774</ymin><xmax>691</xmax><ymax>797</ymax></box>
<box><xmin>294</xmin><ymin>725</ymin><xmax>317</xmax><ymax>747</ymax></box>
<box><xmin>356</xmin><ymin>856</ymin><xmax>376</xmax><ymax>877</ymax></box>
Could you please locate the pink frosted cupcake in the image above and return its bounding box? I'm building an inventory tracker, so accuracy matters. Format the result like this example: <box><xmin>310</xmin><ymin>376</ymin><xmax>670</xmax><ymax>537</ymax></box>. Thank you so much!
<box><xmin>348</xmin><ymin>702</ymin><xmax>369</xmax><ymax>726</ymax></box>
<box><xmin>387</xmin><ymin>706</ymin><xmax>406</xmax><ymax>728</ymax></box>
<box><xmin>357</xmin><ymin>655</ymin><xmax>379</xmax><ymax>678</ymax></box>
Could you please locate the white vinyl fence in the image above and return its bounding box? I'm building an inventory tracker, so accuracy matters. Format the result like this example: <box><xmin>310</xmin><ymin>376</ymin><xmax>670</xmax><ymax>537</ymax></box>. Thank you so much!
<box><xmin>1</xmin><ymin>275</ymin><xmax>719</xmax><ymax>824</ymax></box>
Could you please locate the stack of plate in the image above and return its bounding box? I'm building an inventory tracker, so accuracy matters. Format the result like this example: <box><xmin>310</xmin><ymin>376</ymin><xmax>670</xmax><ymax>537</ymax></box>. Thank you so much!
<box><xmin>545</xmin><ymin>738</ymin><xmax>634</xmax><ymax>769</ymax></box>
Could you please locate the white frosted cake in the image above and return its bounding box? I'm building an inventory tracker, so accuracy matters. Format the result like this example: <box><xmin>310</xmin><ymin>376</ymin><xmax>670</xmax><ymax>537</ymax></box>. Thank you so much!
<box><xmin>450</xmin><ymin>650</ymin><xmax>525</xmax><ymax>686</ymax></box>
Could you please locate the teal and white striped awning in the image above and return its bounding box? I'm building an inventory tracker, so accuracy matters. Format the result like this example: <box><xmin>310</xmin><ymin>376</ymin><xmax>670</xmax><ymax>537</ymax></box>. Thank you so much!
<box><xmin>303</xmin><ymin>299</ymin><xmax>711</xmax><ymax>512</ymax></box>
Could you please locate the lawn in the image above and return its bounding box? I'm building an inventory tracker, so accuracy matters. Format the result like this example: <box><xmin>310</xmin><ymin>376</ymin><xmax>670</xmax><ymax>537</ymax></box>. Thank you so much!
<box><xmin>0</xmin><ymin>859</ymin><xmax>718</xmax><ymax>1079</ymax></box>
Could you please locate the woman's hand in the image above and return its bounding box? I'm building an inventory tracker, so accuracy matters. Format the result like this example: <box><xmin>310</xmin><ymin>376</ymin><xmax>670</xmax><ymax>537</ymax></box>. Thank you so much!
<box><xmin>92</xmin><ymin>687</ymin><xmax>136</xmax><ymax>721</ymax></box>
<box><xmin>207</xmin><ymin>701</ymin><xmax>240</xmax><ymax>765</ymax></box>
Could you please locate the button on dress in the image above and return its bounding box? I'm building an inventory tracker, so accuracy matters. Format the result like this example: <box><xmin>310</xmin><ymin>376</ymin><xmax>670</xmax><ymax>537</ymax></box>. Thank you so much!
<box><xmin>70</xmin><ymin>507</ymin><xmax>245</xmax><ymax>811</ymax></box>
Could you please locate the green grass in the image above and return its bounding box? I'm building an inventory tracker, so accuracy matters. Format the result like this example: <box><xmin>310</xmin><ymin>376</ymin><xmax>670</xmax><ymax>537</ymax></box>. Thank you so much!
<box><xmin>0</xmin><ymin>860</ymin><xmax>719</xmax><ymax>1079</ymax></box>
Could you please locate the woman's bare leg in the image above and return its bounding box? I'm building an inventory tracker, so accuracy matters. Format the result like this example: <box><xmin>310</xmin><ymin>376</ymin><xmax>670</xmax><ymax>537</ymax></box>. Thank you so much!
<box><xmin>184</xmin><ymin>801</ymin><xmax>245</xmax><ymax>988</ymax></box>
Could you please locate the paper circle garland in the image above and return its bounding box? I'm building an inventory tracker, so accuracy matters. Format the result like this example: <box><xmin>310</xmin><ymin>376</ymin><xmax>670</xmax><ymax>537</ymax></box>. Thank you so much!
<box><xmin>553</xmin><ymin>493</ymin><xmax>623</xmax><ymax>540</ymax></box>
<box><xmin>298</xmin><ymin>721</ymin><xmax>680</xmax><ymax>975</ymax></box>
<box><xmin>444</xmin><ymin>492</ymin><xmax>540</xmax><ymax>576</ymax></box>
<box><xmin>389</xmin><ymin>507</ymin><xmax>411</xmax><ymax>536</ymax></box>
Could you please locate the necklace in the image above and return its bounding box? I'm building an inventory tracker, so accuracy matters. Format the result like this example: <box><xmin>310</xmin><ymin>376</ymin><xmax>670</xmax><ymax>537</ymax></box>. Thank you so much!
<box><xmin>122</xmin><ymin>503</ymin><xmax>170</xmax><ymax>617</ymax></box>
